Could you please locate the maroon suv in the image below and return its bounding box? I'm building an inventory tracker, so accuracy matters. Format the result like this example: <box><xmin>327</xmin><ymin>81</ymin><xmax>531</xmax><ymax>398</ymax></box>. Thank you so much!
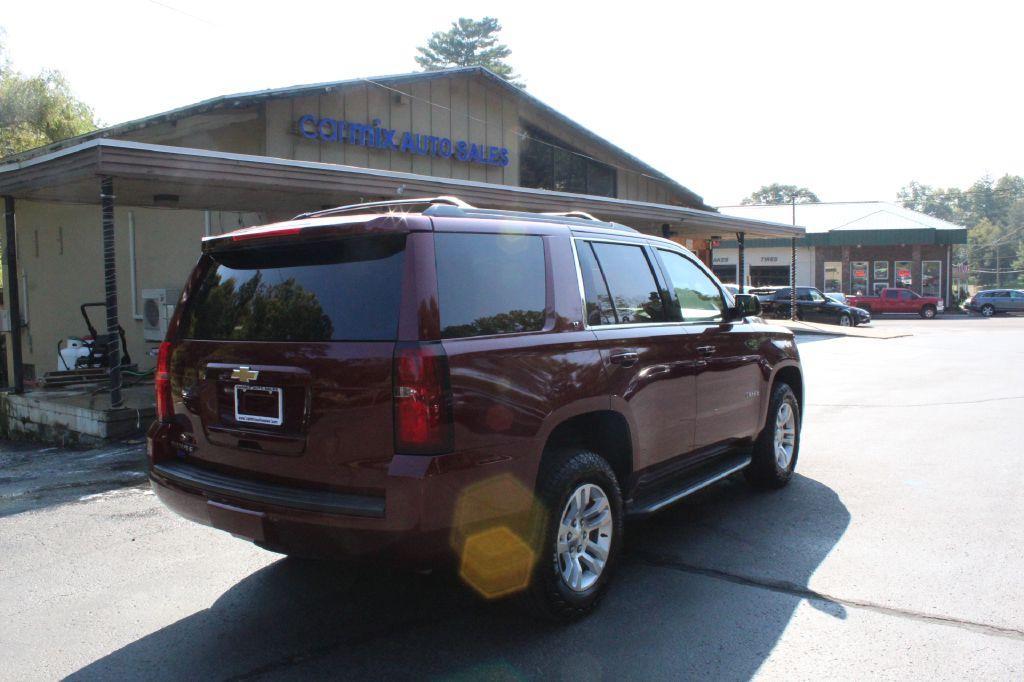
<box><xmin>148</xmin><ymin>196</ymin><xmax>803</xmax><ymax>619</ymax></box>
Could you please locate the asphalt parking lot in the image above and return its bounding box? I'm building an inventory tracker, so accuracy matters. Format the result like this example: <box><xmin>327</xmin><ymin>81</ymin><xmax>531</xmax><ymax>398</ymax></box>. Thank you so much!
<box><xmin>1</xmin><ymin>315</ymin><xmax>1022</xmax><ymax>680</ymax></box>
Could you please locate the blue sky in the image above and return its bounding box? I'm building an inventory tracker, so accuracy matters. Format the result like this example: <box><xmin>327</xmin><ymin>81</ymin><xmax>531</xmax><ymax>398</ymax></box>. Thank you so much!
<box><xmin>3</xmin><ymin>0</ymin><xmax>1022</xmax><ymax>206</ymax></box>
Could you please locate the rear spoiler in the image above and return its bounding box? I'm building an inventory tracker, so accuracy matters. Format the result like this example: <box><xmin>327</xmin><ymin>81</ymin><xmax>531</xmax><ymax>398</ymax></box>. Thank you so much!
<box><xmin>201</xmin><ymin>213</ymin><xmax>428</xmax><ymax>252</ymax></box>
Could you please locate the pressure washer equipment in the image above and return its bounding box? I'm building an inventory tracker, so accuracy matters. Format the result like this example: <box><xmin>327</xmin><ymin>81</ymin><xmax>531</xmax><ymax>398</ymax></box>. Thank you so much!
<box><xmin>56</xmin><ymin>303</ymin><xmax>133</xmax><ymax>371</ymax></box>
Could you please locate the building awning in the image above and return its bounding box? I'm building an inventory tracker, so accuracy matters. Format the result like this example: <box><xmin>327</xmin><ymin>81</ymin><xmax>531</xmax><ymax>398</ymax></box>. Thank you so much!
<box><xmin>0</xmin><ymin>139</ymin><xmax>804</xmax><ymax>240</ymax></box>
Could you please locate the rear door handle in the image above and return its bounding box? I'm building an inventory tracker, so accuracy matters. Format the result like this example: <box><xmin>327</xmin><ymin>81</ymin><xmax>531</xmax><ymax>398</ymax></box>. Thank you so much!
<box><xmin>696</xmin><ymin>345</ymin><xmax>716</xmax><ymax>356</ymax></box>
<box><xmin>609</xmin><ymin>351</ymin><xmax>639</xmax><ymax>368</ymax></box>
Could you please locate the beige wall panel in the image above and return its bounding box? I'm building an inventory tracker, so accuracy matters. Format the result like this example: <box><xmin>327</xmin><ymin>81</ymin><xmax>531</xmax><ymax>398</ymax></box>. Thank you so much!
<box><xmin>292</xmin><ymin>95</ymin><xmax>321</xmax><ymax>162</ymax></box>
<box><xmin>390</xmin><ymin>87</ymin><xmax>414</xmax><ymax>174</ymax></box>
<box><xmin>264</xmin><ymin>99</ymin><xmax>294</xmax><ymax>159</ymax></box>
<box><xmin>409</xmin><ymin>80</ymin><xmax>433</xmax><ymax>177</ymax></box>
<box><xmin>466</xmin><ymin>81</ymin><xmax>488</xmax><ymax>183</ymax></box>
<box><xmin>448</xmin><ymin>77</ymin><xmax>470</xmax><ymax>181</ymax></box>
<box><xmin>13</xmin><ymin>202</ymin><xmax>208</xmax><ymax>373</ymax></box>
<box><xmin>485</xmin><ymin>89</ymin><xmax>504</xmax><ymax>185</ymax></box>
<box><xmin>121</xmin><ymin>112</ymin><xmax>264</xmax><ymax>155</ymax></box>
<box><xmin>429</xmin><ymin>78</ymin><xmax>452</xmax><ymax>178</ymax></box>
<box><xmin>318</xmin><ymin>90</ymin><xmax>347</xmax><ymax>165</ymax></box>
<box><xmin>501</xmin><ymin>96</ymin><xmax>520</xmax><ymax>185</ymax></box>
<box><xmin>366</xmin><ymin>84</ymin><xmax>391</xmax><ymax>170</ymax></box>
<box><xmin>343</xmin><ymin>85</ymin><xmax>369</xmax><ymax>168</ymax></box>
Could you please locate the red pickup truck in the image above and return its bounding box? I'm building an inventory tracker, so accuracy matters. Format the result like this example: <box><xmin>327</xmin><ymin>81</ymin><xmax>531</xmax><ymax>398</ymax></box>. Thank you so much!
<box><xmin>846</xmin><ymin>288</ymin><xmax>943</xmax><ymax>319</ymax></box>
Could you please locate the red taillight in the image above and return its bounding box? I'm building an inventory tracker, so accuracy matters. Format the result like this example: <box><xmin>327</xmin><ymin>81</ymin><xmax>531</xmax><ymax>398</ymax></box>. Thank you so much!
<box><xmin>155</xmin><ymin>341</ymin><xmax>174</xmax><ymax>421</ymax></box>
<box><xmin>393</xmin><ymin>342</ymin><xmax>453</xmax><ymax>454</ymax></box>
<box><xmin>230</xmin><ymin>226</ymin><xmax>302</xmax><ymax>242</ymax></box>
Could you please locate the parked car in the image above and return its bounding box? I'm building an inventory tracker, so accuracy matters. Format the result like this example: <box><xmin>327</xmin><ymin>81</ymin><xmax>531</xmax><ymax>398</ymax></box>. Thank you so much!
<box><xmin>965</xmin><ymin>289</ymin><xmax>1024</xmax><ymax>316</ymax></box>
<box><xmin>147</xmin><ymin>197</ymin><xmax>804</xmax><ymax>620</ymax></box>
<box><xmin>760</xmin><ymin>286</ymin><xmax>870</xmax><ymax>327</ymax></box>
<box><xmin>846</xmin><ymin>287</ymin><xmax>943</xmax><ymax>319</ymax></box>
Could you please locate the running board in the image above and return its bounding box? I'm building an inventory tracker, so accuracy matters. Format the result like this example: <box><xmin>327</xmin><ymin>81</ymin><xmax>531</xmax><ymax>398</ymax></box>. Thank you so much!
<box><xmin>626</xmin><ymin>454</ymin><xmax>752</xmax><ymax>517</ymax></box>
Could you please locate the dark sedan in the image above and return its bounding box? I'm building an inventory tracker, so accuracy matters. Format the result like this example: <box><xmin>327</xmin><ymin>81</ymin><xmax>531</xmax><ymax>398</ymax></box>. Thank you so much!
<box><xmin>765</xmin><ymin>287</ymin><xmax>871</xmax><ymax>326</ymax></box>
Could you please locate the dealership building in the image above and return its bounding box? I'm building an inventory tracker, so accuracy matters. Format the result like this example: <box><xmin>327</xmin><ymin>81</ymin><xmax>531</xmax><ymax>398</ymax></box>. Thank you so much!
<box><xmin>0</xmin><ymin>65</ymin><xmax>802</xmax><ymax>437</ymax></box>
<box><xmin>711</xmin><ymin>202</ymin><xmax>967</xmax><ymax>304</ymax></box>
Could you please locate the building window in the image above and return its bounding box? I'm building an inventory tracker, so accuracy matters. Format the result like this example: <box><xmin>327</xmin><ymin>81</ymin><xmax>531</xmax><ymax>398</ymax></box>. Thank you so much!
<box><xmin>749</xmin><ymin>265</ymin><xmax>790</xmax><ymax>286</ymax></box>
<box><xmin>711</xmin><ymin>264</ymin><xmax>737</xmax><ymax>284</ymax></box>
<box><xmin>895</xmin><ymin>260</ymin><xmax>913</xmax><ymax>288</ymax></box>
<box><xmin>922</xmin><ymin>261</ymin><xmax>942</xmax><ymax>298</ymax></box>
<box><xmin>824</xmin><ymin>262</ymin><xmax>842</xmax><ymax>292</ymax></box>
<box><xmin>851</xmin><ymin>261</ymin><xmax>869</xmax><ymax>295</ymax></box>
<box><xmin>519</xmin><ymin>124</ymin><xmax>617</xmax><ymax>198</ymax></box>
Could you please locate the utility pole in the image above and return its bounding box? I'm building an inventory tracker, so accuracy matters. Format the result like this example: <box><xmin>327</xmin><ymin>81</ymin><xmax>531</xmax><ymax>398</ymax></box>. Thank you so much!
<box><xmin>995</xmin><ymin>242</ymin><xmax>1001</xmax><ymax>288</ymax></box>
<box><xmin>790</xmin><ymin>196</ymin><xmax>797</xmax><ymax>321</ymax></box>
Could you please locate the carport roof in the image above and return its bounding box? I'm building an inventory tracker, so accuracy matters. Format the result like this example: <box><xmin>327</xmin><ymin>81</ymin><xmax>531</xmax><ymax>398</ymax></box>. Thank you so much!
<box><xmin>0</xmin><ymin>138</ymin><xmax>805</xmax><ymax>240</ymax></box>
<box><xmin>716</xmin><ymin>202</ymin><xmax>966</xmax><ymax>247</ymax></box>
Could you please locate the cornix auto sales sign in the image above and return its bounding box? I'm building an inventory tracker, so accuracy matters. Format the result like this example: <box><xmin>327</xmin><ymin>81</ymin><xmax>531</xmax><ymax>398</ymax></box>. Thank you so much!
<box><xmin>298</xmin><ymin>115</ymin><xmax>511</xmax><ymax>167</ymax></box>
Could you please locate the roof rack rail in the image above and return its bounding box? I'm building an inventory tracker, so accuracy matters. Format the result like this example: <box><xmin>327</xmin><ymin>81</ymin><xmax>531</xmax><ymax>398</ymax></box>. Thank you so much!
<box><xmin>293</xmin><ymin>196</ymin><xmax>472</xmax><ymax>220</ymax></box>
<box><xmin>292</xmin><ymin>195</ymin><xmax>638</xmax><ymax>234</ymax></box>
<box><xmin>424</xmin><ymin>204</ymin><xmax>638</xmax><ymax>233</ymax></box>
<box><xmin>542</xmin><ymin>211</ymin><xmax>600</xmax><ymax>221</ymax></box>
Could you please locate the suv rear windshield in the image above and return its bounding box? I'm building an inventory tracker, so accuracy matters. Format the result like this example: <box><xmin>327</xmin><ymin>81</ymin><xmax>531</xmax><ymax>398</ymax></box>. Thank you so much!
<box><xmin>181</xmin><ymin>235</ymin><xmax>406</xmax><ymax>342</ymax></box>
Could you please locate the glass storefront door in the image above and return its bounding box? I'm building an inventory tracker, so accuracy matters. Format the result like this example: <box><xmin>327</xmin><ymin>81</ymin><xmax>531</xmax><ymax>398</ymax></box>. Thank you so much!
<box><xmin>922</xmin><ymin>261</ymin><xmax>942</xmax><ymax>298</ymax></box>
<box><xmin>850</xmin><ymin>261</ymin><xmax>869</xmax><ymax>295</ymax></box>
<box><xmin>872</xmin><ymin>261</ymin><xmax>889</xmax><ymax>295</ymax></box>
<box><xmin>824</xmin><ymin>262</ymin><xmax>841</xmax><ymax>292</ymax></box>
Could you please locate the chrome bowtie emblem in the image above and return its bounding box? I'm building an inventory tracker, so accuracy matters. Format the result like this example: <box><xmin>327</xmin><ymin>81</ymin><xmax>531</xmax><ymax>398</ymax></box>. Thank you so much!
<box><xmin>230</xmin><ymin>366</ymin><xmax>259</xmax><ymax>383</ymax></box>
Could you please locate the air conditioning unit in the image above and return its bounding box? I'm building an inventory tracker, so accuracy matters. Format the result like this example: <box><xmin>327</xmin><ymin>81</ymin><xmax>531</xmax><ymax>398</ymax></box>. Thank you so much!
<box><xmin>142</xmin><ymin>288</ymin><xmax>180</xmax><ymax>342</ymax></box>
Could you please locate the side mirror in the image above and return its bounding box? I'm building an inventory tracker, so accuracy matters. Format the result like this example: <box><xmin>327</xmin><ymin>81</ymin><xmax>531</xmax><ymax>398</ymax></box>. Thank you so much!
<box><xmin>732</xmin><ymin>293</ymin><xmax>762</xmax><ymax>320</ymax></box>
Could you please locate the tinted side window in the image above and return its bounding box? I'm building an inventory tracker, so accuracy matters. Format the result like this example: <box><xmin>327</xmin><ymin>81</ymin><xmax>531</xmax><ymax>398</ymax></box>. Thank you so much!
<box><xmin>576</xmin><ymin>241</ymin><xmax>616</xmax><ymax>325</ymax></box>
<box><xmin>589</xmin><ymin>242</ymin><xmax>665</xmax><ymax>323</ymax></box>
<box><xmin>182</xmin><ymin>235</ymin><xmax>405</xmax><ymax>342</ymax></box>
<box><xmin>658</xmin><ymin>250</ymin><xmax>726</xmax><ymax>322</ymax></box>
<box><xmin>886</xmin><ymin>290</ymin><xmax>899</xmax><ymax>300</ymax></box>
<box><xmin>435</xmin><ymin>233</ymin><xmax>546</xmax><ymax>339</ymax></box>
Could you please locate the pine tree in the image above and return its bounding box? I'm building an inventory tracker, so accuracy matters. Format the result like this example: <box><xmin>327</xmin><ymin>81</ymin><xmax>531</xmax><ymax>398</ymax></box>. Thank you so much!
<box><xmin>415</xmin><ymin>17</ymin><xmax>524</xmax><ymax>88</ymax></box>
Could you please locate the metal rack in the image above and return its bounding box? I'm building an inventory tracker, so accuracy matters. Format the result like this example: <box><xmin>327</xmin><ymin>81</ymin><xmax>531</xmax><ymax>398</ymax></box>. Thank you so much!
<box><xmin>294</xmin><ymin>196</ymin><xmax>638</xmax><ymax>234</ymax></box>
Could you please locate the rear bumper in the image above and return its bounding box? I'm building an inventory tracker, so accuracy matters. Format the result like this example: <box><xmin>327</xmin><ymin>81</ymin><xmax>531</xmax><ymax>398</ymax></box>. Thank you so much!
<box><xmin>148</xmin><ymin>442</ymin><xmax>538</xmax><ymax>564</ymax></box>
<box><xmin>152</xmin><ymin>461</ymin><xmax>385</xmax><ymax>518</ymax></box>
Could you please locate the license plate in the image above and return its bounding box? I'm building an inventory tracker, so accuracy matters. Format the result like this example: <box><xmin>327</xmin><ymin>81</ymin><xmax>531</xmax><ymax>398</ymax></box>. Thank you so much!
<box><xmin>234</xmin><ymin>384</ymin><xmax>283</xmax><ymax>426</ymax></box>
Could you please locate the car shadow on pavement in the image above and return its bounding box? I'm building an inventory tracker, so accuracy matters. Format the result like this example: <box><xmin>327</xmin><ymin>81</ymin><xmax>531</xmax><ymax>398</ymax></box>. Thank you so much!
<box><xmin>69</xmin><ymin>473</ymin><xmax>849</xmax><ymax>681</ymax></box>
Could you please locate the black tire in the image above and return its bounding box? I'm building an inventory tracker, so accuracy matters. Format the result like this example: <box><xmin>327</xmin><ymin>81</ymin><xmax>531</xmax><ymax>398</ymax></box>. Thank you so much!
<box><xmin>920</xmin><ymin>305</ymin><xmax>936</xmax><ymax>319</ymax></box>
<box><xmin>745</xmin><ymin>382</ymin><xmax>800</xmax><ymax>489</ymax></box>
<box><xmin>981</xmin><ymin>304</ymin><xmax>995</xmax><ymax>317</ymax></box>
<box><xmin>837</xmin><ymin>313</ymin><xmax>852</xmax><ymax>327</ymax></box>
<box><xmin>525</xmin><ymin>449</ymin><xmax>623</xmax><ymax>621</ymax></box>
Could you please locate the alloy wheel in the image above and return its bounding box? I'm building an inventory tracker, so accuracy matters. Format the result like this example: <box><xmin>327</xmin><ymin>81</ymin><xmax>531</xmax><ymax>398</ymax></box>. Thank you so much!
<box><xmin>556</xmin><ymin>483</ymin><xmax>613</xmax><ymax>592</ymax></box>
<box><xmin>774</xmin><ymin>402</ymin><xmax>797</xmax><ymax>469</ymax></box>
<box><xmin>839</xmin><ymin>315</ymin><xmax>852</xmax><ymax>327</ymax></box>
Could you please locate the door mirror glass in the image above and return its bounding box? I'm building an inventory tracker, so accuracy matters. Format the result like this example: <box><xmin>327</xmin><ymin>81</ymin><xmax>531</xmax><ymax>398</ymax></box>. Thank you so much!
<box><xmin>733</xmin><ymin>294</ymin><xmax>762</xmax><ymax>319</ymax></box>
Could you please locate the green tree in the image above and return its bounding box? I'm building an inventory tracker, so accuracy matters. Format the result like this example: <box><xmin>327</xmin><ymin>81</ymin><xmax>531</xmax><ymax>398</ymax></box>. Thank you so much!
<box><xmin>0</xmin><ymin>29</ymin><xmax>99</xmax><ymax>157</ymax></box>
<box><xmin>898</xmin><ymin>175</ymin><xmax>1024</xmax><ymax>288</ymax></box>
<box><xmin>415</xmin><ymin>17</ymin><xmax>524</xmax><ymax>87</ymax></box>
<box><xmin>740</xmin><ymin>184</ymin><xmax>820</xmax><ymax>205</ymax></box>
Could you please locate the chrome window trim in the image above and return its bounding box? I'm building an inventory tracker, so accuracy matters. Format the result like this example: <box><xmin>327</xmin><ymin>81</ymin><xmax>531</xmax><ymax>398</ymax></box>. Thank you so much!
<box><xmin>570</xmin><ymin>236</ymin><xmax>728</xmax><ymax>331</ymax></box>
